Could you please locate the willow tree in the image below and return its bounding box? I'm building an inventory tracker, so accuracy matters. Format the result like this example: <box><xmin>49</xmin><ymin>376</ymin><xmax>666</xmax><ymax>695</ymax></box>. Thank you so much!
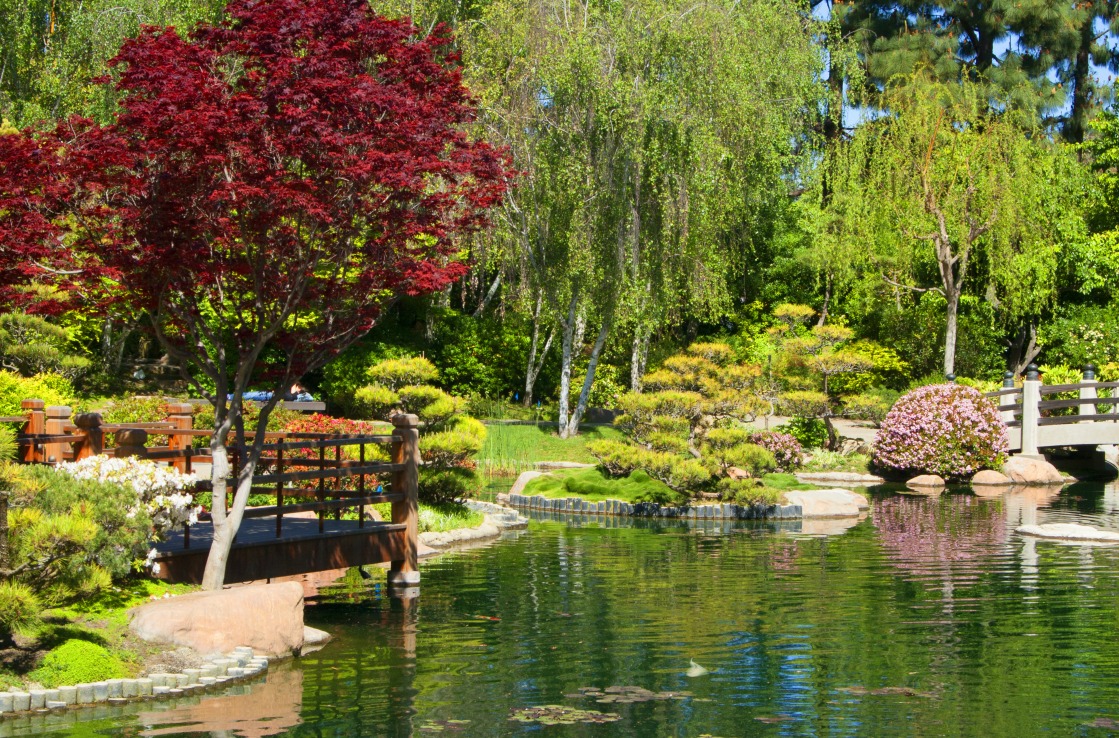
<box><xmin>822</xmin><ymin>76</ymin><xmax>1082</xmax><ymax>376</ymax></box>
<box><xmin>466</xmin><ymin>0</ymin><xmax>821</xmax><ymax>435</ymax></box>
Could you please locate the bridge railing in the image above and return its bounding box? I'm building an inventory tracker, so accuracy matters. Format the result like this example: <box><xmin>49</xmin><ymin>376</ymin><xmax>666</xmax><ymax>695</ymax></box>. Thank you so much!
<box><xmin>984</xmin><ymin>364</ymin><xmax>1118</xmax><ymax>456</ymax></box>
<box><xmin>2</xmin><ymin>401</ymin><xmax>421</xmax><ymax>584</ymax></box>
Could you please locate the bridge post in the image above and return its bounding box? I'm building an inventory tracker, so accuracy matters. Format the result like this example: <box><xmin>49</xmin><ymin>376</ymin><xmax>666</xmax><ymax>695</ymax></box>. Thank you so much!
<box><xmin>1000</xmin><ymin>371</ymin><xmax>1017</xmax><ymax>425</ymax></box>
<box><xmin>19</xmin><ymin>399</ymin><xmax>45</xmax><ymax>463</ymax></box>
<box><xmin>71</xmin><ymin>413</ymin><xmax>104</xmax><ymax>460</ymax></box>
<box><xmin>114</xmin><ymin>428</ymin><xmax>149</xmax><ymax>459</ymax></box>
<box><xmin>1020</xmin><ymin>364</ymin><xmax>1042</xmax><ymax>458</ymax></box>
<box><xmin>1079</xmin><ymin>364</ymin><xmax>1098</xmax><ymax>417</ymax></box>
<box><xmin>389</xmin><ymin>414</ymin><xmax>420</xmax><ymax>587</ymax></box>
<box><xmin>165</xmin><ymin>403</ymin><xmax>195</xmax><ymax>473</ymax></box>
<box><xmin>43</xmin><ymin>406</ymin><xmax>71</xmax><ymax>464</ymax></box>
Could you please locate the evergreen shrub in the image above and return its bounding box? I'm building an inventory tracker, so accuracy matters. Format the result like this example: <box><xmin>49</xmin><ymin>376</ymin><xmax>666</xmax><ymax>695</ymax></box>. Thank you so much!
<box><xmin>871</xmin><ymin>384</ymin><xmax>1008</xmax><ymax>479</ymax></box>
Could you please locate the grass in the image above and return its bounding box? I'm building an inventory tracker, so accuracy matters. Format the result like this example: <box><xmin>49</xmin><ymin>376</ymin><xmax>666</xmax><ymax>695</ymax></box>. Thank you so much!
<box><xmin>478</xmin><ymin>423</ymin><xmax>625</xmax><ymax>477</ymax></box>
<box><xmin>370</xmin><ymin>501</ymin><xmax>485</xmax><ymax>533</ymax></box>
<box><xmin>760</xmin><ymin>472</ymin><xmax>817</xmax><ymax>491</ymax></box>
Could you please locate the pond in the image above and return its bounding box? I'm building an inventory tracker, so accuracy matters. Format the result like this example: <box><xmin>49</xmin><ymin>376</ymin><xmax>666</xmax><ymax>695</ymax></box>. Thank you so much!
<box><xmin>23</xmin><ymin>482</ymin><xmax>1119</xmax><ymax>737</ymax></box>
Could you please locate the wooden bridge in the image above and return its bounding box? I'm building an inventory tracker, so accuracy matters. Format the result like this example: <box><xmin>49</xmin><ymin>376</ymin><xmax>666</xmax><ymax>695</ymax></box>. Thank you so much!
<box><xmin>3</xmin><ymin>400</ymin><xmax>420</xmax><ymax>587</ymax></box>
<box><xmin>985</xmin><ymin>364</ymin><xmax>1119</xmax><ymax>458</ymax></box>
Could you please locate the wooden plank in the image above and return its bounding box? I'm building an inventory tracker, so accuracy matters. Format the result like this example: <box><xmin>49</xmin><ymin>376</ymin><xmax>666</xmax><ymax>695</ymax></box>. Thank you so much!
<box><xmin>1038</xmin><ymin>397</ymin><xmax>1119</xmax><ymax>411</ymax></box>
<box><xmin>252</xmin><ymin>463</ymin><xmax>403</xmax><ymax>484</ymax></box>
<box><xmin>986</xmin><ymin>388</ymin><xmax>1021</xmax><ymax>398</ymax></box>
<box><xmin>239</xmin><ymin>493</ymin><xmax>403</xmax><ymax>518</ymax></box>
<box><xmin>1038</xmin><ymin>413</ymin><xmax>1119</xmax><ymax>427</ymax></box>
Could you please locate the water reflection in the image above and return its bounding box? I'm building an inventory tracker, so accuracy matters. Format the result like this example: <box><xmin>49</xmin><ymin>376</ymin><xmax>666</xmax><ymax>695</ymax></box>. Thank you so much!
<box><xmin>139</xmin><ymin>667</ymin><xmax>303</xmax><ymax>737</ymax></box>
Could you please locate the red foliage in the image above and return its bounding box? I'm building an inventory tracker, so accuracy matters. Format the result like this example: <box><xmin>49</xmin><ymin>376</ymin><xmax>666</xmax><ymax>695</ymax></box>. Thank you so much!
<box><xmin>283</xmin><ymin>413</ymin><xmax>387</xmax><ymax>438</ymax></box>
<box><xmin>4</xmin><ymin>0</ymin><xmax>509</xmax><ymax>395</ymax></box>
<box><xmin>0</xmin><ymin>133</ymin><xmax>81</xmax><ymax>312</ymax></box>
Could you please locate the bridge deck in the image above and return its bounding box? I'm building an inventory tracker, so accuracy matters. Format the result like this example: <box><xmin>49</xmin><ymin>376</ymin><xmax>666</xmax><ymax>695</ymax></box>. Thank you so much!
<box><xmin>152</xmin><ymin>517</ymin><xmax>408</xmax><ymax>585</ymax></box>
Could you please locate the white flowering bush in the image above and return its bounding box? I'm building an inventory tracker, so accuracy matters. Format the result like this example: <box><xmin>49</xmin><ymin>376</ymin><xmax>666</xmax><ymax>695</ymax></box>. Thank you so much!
<box><xmin>871</xmin><ymin>384</ymin><xmax>1008</xmax><ymax>479</ymax></box>
<box><xmin>57</xmin><ymin>455</ymin><xmax>200</xmax><ymax>539</ymax></box>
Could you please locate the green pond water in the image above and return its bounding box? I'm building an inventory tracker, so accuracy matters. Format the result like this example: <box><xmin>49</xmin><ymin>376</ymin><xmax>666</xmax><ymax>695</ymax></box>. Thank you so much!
<box><xmin>21</xmin><ymin>482</ymin><xmax>1119</xmax><ymax>737</ymax></box>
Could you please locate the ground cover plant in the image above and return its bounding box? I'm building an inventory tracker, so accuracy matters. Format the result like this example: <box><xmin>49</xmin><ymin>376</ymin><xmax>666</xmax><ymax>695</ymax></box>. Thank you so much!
<box><xmin>478</xmin><ymin>424</ymin><xmax>626</xmax><ymax>477</ymax></box>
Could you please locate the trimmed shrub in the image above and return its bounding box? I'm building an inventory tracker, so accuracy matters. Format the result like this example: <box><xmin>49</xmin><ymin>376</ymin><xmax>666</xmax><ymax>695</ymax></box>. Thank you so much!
<box><xmin>842</xmin><ymin>388</ymin><xmax>900</xmax><ymax>425</ymax></box>
<box><xmin>717</xmin><ymin>478</ymin><xmax>783</xmax><ymax>506</ymax></box>
<box><xmin>419</xmin><ymin>467</ymin><xmax>481</xmax><ymax>504</ymax></box>
<box><xmin>398</xmin><ymin>385</ymin><xmax>461</xmax><ymax>426</ymax></box>
<box><xmin>368</xmin><ymin>356</ymin><xmax>439</xmax><ymax>390</ymax></box>
<box><xmin>871</xmin><ymin>383</ymin><xmax>1008</xmax><ymax>479</ymax></box>
<box><xmin>29</xmin><ymin>640</ymin><xmax>128</xmax><ymax>687</ymax></box>
<box><xmin>746</xmin><ymin>431</ymin><xmax>804</xmax><ymax>471</ymax></box>
<box><xmin>351</xmin><ymin>384</ymin><xmax>399</xmax><ymax>420</ymax></box>
<box><xmin>587</xmin><ymin>440</ymin><xmax>710</xmax><ymax>492</ymax></box>
<box><xmin>704</xmin><ymin>442</ymin><xmax>776</xmax><ymax>477</ymax></box>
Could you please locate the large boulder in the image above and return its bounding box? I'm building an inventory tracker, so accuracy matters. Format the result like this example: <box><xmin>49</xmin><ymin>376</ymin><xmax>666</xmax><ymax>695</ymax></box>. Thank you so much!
<box><xmin>782</xmin><ymin>489</ymin><xmax>868</xmax><ymax>518</ymax></box>
<box><xmin>1003</xmin><ymin>456</ymin><xmax>1064</xmax><ymax>485</ymax></box>
<box><xmin>129</xmin><ymin>582</ymin><xmax>305</xmax><ymax>659</ymax></box>
<box><xmin>971</xmin><ymin>469</ymin><xmax>1012</xmax><ymax>486</ymax></box>
<box><xmin>906</xmin><ymin>474</ymin><xmax>945</xmax><ymax>489</ymax></box>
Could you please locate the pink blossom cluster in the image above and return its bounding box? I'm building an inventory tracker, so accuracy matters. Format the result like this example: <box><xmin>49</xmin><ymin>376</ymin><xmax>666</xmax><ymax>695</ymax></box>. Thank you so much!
<box><xmin>747</xmin><ymin>430</ymin><xmax>804</xmax><ymax>471</ymax></box>
<box><xmin>871</xmin><ymin>383</ymin><xmax>1008</xmax><ymax>479</ymax></box>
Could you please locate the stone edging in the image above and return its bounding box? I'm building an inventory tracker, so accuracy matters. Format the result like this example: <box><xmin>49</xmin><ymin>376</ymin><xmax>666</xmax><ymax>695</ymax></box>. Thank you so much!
<box><xmin>0</xmin><ymin>646</ymin><xmax>269</xmax><ymax>718</ymax></box>
<box><xmin>498</xmin><ymin>492</ymin><xmax>801</xmax><ymax>520</ymax></box>
<box><xmin>416</xmin><ymin>502</ymin><xmax>529</xmax><ymax>549</ymax></box>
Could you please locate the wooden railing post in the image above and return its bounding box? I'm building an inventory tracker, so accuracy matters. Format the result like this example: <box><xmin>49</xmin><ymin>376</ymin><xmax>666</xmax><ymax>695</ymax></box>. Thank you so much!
<box><xmin>1020</xmin><ymin>364</ymin><xmax>1042</xmax><ymax>458</ymax></box>
<box><xmin>72</xmin><ymin>413</ymin><xmax>104</xmax><ymax>460</ymax></box>
<box><xmin>389</xmin><ymin>414</ymin><xmax>420</xmax><ymax>587</ymax></box>
<box><xmin>165</xmin><ymin>403</ymin><xmax>194</xmax><ymax>472</ymax></box>
<box><xmin>19</xmin><ymin>400</ymin><xmax>45</xmax><ymax>463</ymax></box>
<box><xmin>1080</xmin><ymin>364</ymin><xmax>1098</xmax><ymax>417</ymax></box>
<box><xmin>114</xmin><ymin>428</ymin><xmax>149</xmax><ymax>459</ymax></box>
<box><xmin>43</xmin><ymin>405</ymin><xmax>71</xmax><ymax>464</ymax></box>
<box><xmin>1000</xmin><ymin>371</ymin><xmax>1017</xmax><ymax>425</ymax></box>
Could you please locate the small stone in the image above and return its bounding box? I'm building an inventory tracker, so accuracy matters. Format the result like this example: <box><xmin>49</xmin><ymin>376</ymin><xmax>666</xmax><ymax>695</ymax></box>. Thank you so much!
<box><xmin>136</xmin><ymin>679</ymin><xmax>153</xmax><ymax>697</ymax></box>
<box><xmin>972</xmin><ymin>469</ymin><xmax>1012</xmax><ymax>485</ymax></box>
<box><xmin>199</xmin><ymin>677</ymin><xmax>217</xmax><ymax>686</ymax></box>
<box><xmin>228</xmin><ymin>667</ymin><xmax>245</xmax><ymax>677</ymax></box>
<box><xmin>28</xmin><ymin>690</ymin><xmax>46</xmax><ymax>709</ymax></box>
<box><xmin>92</xmin><ymin>682</ymin><xmax>109</xmax><ymax>702</ymax></box>
<box><xmin>46</xmin><ymin>701</ymin><xmax>66</xmax><ymax>710</ymax></box>
<box><xmin>906</xmin><ymin>474</ymin><xmax>946</xmax><ymax>488</ymax></box>
<box><xmin>57</xmin><ymin>687</ymin><xmax>77</xmax><ymax>705</ymax></box>
<box><xmin>0</xmin><ymin>692</ymin><xmax>13</xmax><ymax>712</ymax></box>
<box><xmin>149</xmin><ymin>673</ymin><xmax>173</xmax><ymax>687</ymax></box>
<box><xmin>152</xmin><ymin>686</ymin><xmax>171</xmax><ymax>696</ymax></box>
<box><xmin>76</xmin><ymin>684</ymin><xmax>94</xmax><ymax>703</ymax></box>
<box><xmin>109</xmin><ymin>697</ymin><xmax>129</xmax><ymax>705</ymax></box>
<box><xmin>200</xmin><ymin>664</ymin><xmax>219</xmax><ymax>678</ymax></box>
<box><xmin>183</xmin><ymin>669</ymin><xmax>203</xmax><ymax>685</ymax></box>
<box><xmin>106</xmin><ymin>679</ymin><xmax>124</xmax><ymax>698</ymax></box>
<box><xmin>11</xmin><ymin>692</ymin><xmax>30</xmax><ymax>711</ymax></box>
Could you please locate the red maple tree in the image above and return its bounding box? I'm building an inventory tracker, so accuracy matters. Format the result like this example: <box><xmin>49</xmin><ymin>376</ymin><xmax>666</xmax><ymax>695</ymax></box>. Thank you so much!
<box><xmin>6</xmin><ymin>0</ymin><xmax>509</xmax><ymax>587</ymax></box>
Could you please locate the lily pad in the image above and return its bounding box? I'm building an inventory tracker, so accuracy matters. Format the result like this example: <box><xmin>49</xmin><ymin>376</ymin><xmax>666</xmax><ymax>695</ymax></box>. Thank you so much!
<box><xmin>573</xmin><ymin>685</ymin><xmax>692</xmax><ymax>704</ymax></box>
<box><xmin>509</xmin><ymin>705</ymin><xmax>621</xmax><ymax>725</ymax></box>
<box><xmin>419</xmin><ymin>719</ymin><xmax>471</xmax><ymax>732</ymax></box>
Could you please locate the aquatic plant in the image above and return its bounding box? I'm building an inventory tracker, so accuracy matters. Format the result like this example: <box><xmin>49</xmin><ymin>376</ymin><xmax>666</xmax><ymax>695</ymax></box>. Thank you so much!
<box><xmin>871</xmin><ymin>384</ymin><xmax>1007</xmax><ymax>478</ymax></box>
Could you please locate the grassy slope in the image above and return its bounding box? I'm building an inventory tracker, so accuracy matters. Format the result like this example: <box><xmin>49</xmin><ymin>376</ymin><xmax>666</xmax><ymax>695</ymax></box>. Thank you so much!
<box><xmin>370</xmin><ymin>501</ymin><xmax>485</xmax><ymax>533</ymax></box>
<box><xmin>478</xmin><ymin>424</ymin><xmax>624</xmax><ymax>475</ymax></box>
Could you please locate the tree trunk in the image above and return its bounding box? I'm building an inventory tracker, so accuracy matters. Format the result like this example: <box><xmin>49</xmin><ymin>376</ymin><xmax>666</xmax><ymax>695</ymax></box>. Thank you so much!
<box><xmin>563</xmin><ymin>319</ymin><xmax>610</xmax><ymax>438</ymax></box>
<box><xmin>556</xmin><ymin>296</ymin><xmax>579</xmax><ymax>437</ymax></box>
<box><xmin>1066</xmin><ymin>12</ymin><xmax>1095</xmax><ymax>144</ymax></box>
<box><xmin>943</xmin><ymin>287</ymin><xmax>959</xmax><ymax>377</ymax></box>
<box><xmin>629</xmin><ymin>325</ymin><xmax>649</xmax><ymax>391</ymax></box>
<box><xmin>472</xmin><ymin>274</ymin><xmax>501</xmax><ymax>317</ymax></box>
<box><xmin>200</xmin><ymin>398</ymin><xmax>276</xmax><ymax>590</ymax></box>
<box><xmin>523</xmin><ymin>293</ymin><xmax>554</xmax><ymax>406</ymax></box>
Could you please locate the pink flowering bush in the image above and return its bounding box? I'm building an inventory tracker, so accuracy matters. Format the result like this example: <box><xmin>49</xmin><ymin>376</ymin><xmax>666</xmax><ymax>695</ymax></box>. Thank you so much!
<box><xmin>747</xmin><ymin>431</ymin><xmax>804</xmax><ymax>471</ymax></box>
<box><xmin>871</xmin><ymin>384</ymin><xmax>1008</xmax><ymax>479</ymax></box>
